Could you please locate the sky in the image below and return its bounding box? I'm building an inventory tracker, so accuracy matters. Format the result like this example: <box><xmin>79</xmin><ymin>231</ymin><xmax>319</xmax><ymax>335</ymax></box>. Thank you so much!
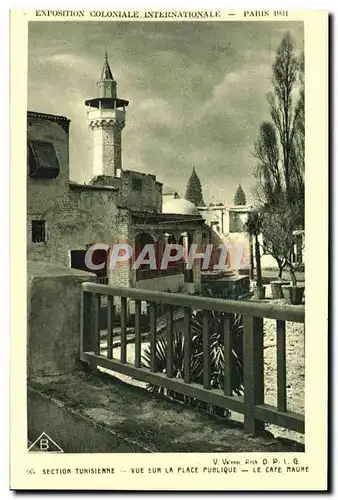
<box><xmin>28</xmin><ymin>21</ymin><xmax>304</xmax><ymax>205</ymax></box>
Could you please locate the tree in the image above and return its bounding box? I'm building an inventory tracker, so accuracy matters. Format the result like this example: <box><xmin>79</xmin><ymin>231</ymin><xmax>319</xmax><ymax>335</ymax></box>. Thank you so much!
<box><xmin>244</xmin><ymin>210</ymin><xmax>263</xmax><ymax>288</ymax></box>
<box><xmin>267</xmin><ymin>32</ymin><xmax>301</xmax><ymax>205</ymax></box>
<box><xmin>233</xmin><ymin>184</ymin><xmax>246</xmax><ymax>205</ymax></box>
<box><xmin>289</xmin><ymin>50</ymin><xmax>305</xmax><ymax>228</ymax></box>
<box><xmin>260</xmin><ymin>200</ymin><xmax>298</xmax><ymax>285</ymax></box>
<box><xmin>250</xmin><ymin>34</ymin><xmax>305</xmax><ymax>278</ymax></box>
<box><xmin>185</xmin><ymin>167</ymin><xmax>205</xmax><ymax>206</ymax></box>
<box><xmin>252</xmin><ymin>122</ymin><xmax>282</xmax><ymax>206</ymax></box>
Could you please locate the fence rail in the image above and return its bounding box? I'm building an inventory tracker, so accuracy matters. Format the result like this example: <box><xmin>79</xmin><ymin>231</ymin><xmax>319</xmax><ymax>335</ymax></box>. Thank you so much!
<box><xmin>80</xmin><ymin>283</ymin><xmax>305</xmax><ymax>436</ymax></box>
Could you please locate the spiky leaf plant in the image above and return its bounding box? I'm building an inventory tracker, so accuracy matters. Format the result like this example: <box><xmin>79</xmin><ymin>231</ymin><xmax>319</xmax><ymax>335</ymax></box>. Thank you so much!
<box><xmin>141</xmin><ymin>303</ymin><xmax>244</xmax><ymax>418</ymax></box>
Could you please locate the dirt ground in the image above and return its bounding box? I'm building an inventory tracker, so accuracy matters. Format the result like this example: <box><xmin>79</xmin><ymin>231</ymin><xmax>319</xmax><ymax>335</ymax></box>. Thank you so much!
<box><xmin>31</xmin><ymin>371</ymin><xmax>304</xmax><ymax>453</ymax></box>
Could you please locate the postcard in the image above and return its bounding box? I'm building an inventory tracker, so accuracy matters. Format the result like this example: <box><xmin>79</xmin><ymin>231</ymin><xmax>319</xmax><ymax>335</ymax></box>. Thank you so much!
<box><xmin>10</xmin><ymin>9</ymin><xmax>328</xmax><ymax>491</ymax></box>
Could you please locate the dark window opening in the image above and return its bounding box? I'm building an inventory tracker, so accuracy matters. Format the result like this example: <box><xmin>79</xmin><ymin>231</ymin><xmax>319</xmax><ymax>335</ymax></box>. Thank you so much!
<box><xmin>32</xmin><ymin>220</ymin><xmax>46</xmax><ymax>243</ymax></box>
<box><xmin>262</xmin><ymin>238</ymin><xmax>269</xmax><ymax>255</ymax></box>
<box><xmin>229</xmin><ymin>212</ymin><xmax>244</xmax><ymax>233</ymax></box>
<box><xmin>71</xmin><ymin>248</ymin><xmax>107</xmax><ymax>278</ymax></box>
<box><xmin>132</xmin><ymin>178</ymin><xmax>142</xmax><ymax>191</ymax></box>
<box><xmin>28</xmin><ymin>140</ymin><xmax>60</xmax><ymax>179</ymax></box>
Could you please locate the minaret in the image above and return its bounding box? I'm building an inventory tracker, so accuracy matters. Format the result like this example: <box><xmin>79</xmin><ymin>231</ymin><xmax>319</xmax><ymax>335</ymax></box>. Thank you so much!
<box><xmin>85</xmin><ymin>52</ymin><xmax>129</xmax><ymax>178</ymax></box>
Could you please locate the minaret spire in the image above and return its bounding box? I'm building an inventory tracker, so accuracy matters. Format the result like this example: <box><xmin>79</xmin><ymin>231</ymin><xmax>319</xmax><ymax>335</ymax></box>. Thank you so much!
<box><xmin>100</xmin><ymin>51</ymin><xmax>114</xmax><ymax>83</ymax></box>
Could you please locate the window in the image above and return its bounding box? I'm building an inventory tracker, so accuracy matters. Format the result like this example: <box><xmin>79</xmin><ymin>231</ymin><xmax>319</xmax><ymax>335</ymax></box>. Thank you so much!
<box><xmin>32</xmin><ymin>220</ymin><xmax>46</xmax><ymax>243</ymax></box>
<box><xmin>28</xmin><ymin>140</ymin><xmax>60</xmax><ymax>179</ymax></box>
<box><xmin>132</xmin><ymin>178</ymin><xmax>142</xmax><ymax>191</ymax></box>
<box><xmin>229</xmin><ymin>212</ymin><xmax>238</xmax><ymax>233</ymax></box>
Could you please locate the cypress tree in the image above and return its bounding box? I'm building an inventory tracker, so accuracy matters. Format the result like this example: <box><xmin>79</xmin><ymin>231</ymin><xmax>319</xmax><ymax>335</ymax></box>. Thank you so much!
<box><xmin>185</xmin><ymin>167</ymin><xmax>205</xmax><ymax>206</ymax></box>
<box><xmin>234</xmin><ymin>184</ymin><xmax>246</xmax><ymax>205</ymax></box>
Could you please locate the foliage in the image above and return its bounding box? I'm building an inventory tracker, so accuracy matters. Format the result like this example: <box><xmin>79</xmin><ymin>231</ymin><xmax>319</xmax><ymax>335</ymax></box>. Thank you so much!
<box><xmin>267</xmin><ymin>32</ymin><xmax>301</xmax><ymax>204</ymax></box>
<box><xmin>251</xmin><ymin>33</ymin><xmax>305</xmax><ymax>279</ymax></box>
<box><xmin>141</xmin><ymin>302</ymin><xmax>244</xmax><ymax>418</ymax></box>
<box><xmin>233</xmin><ymin>184</ymin><xmax>247</xmax><ymax>205</ymax></box>
<box><xmin>260</xmin><ymin>199</ymin><xmax>298</xmax><ymax>285</ymax></box>
<box><xmin>289</xmin><ymin>50</ymin><xmax>305</xmax><ymax>229</ymax></box>
<box><xmin>185</xmin><ymin>167</ymin><xmax>205</xmax><ymax>207</ymax></box>
<box><xmin>254</xmin><ymin>33</ymin><xmax>304</xmax><ymax>212</ymax></box>
<box><xmin>253</xmin><ymin>122</ymin><xmax>282</xmax><ymax>205</ymax></box>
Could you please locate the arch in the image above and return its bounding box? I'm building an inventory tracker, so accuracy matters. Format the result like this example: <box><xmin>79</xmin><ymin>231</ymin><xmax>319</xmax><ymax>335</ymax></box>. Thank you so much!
<box><xmin>162</xmin><ymin>232</ymin><xmax>184</xmax><ymax>268</ymax></box>
<box><xmin>134</xmin><ymin>232</ymin><xmax>155</xmax><ymax>270</ymax></box>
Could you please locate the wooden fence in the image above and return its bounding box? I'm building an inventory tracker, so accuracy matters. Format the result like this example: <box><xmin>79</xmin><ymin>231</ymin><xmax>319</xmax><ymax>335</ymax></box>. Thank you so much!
<box><xmin>80</xmin><ymin>283</ymin><xmax>305</xmax><ymax>436</ymax></box>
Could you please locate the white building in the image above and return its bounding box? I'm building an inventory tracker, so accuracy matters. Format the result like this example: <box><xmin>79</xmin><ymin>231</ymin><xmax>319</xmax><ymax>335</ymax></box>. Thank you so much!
<box><xmin>198</xmin><ymin>204</ymin><xmax>278</xmax><ymax>271</ymax></box>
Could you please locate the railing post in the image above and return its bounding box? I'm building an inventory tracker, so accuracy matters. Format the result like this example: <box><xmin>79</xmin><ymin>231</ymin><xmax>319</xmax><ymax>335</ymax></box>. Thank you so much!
<box><xmin>166</xmin><ymin>307</ymin><xmax>174</xmax><ymax>378</ymax></box>
<box><xmin>203</xmin><ymin>310</ymin><xmax>211</xmax><ymax>389</ymax></box>
<box><xmin>149</xmin><ymin>302</ymin><xmax>157</xmax><ymax>372</ymax></box>
<box><xmin>183</xmin><ymin>307</ymin><xmax>192</xmax><ymax>383</ymax></box>
<box><xmin>107</xmin><ymin>297</ymin><xmax>115</xmax><ymax>360</ymax></box>
<box><xmin>80</xmin><ymin>290</ymin><xmax>92</xmax><ymax>358</ymax></box>
<box><xmin>276</xmin><ymin>320</ymin><xmax>287</xmax><ymax>412</ymax></box>
<box><xmin>92</xmin><ymin>294</ymin><xmax>100</xmax><ymax>355</ymax></box>
<box><xmin>120</xmin><ymin>297</ymin><xmax>127</xmax><ymax>364</ymax></box>
<box><xmin>243</xmin><ymin>315</ymin><xmax>265</xmax><ymax>435</ymax></box>
<box><xmin>134</xmin><ymin>300</ymin><xmax>141</xmax><ymax>368</ymax></box>
<box><xmin>80</xmin><ymin>290</ymin><xmax>100</xmax><ymax>357</ymax></box>
<box><xmin>223</xmin><ymin>313</ymin><xmax>232</xmax><ymax>396</ymax></box>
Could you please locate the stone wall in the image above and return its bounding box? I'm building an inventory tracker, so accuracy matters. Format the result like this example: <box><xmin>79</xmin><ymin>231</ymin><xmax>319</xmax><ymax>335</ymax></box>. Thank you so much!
<box><xmin>27</xmin><ymin>113</ymin><xmax>121</xmax><ymax>269</ymax></box>
<box><xmin>119</xmin><ymin>170</ymin><xmax>163</xmax><ymax>213</ymax></box>
<box><xmin>108</xmin><ymin>208</ymin><xmax>132</xmax><ymax>287</ymax></box>
<box><xmin>135</xmin><ymin>273</ymin><xmax>185</xmax><ymax>293</ymax></box>
<box><xmin>155</xmin><ymin>182</ymin><xmax>163</xmax><ymax>212</ymax></box>
<box><xmin>27</xmin><ymin>185</ymin><xmax>120</xmax><ymax>268</ymax></box>
<box><xmin>201</xmin><ymin>275</ymin><xmax>251</xmax><ymax>300</ymax></box>
<box><xmin>27</xmin><ymin>261</ymin><xmax>96</xmax><ymax>378</ymax></box>
<box><xmin>27</xmin><ymin>113</ymin><xmax>70</xmax><ymax>215</ymax></box>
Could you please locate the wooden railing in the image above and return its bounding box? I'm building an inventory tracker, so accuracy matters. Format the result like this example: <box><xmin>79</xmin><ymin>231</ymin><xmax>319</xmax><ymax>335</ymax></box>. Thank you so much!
<box><xmin>80</xmin><ymin>283</ymin><xmax>305</xmax><ymax>436</ymax></box>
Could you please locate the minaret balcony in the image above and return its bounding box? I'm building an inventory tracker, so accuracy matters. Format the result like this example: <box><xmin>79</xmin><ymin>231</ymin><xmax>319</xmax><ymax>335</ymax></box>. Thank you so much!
<box><xmin>87</xmin><ymin>107</ymin><xmax>125</xmax><ymax>122</ymax></box>
<box><xmin>85</xmin><ymin>97</ymin><xmax>129</xmax><ymax>110</ymax></box>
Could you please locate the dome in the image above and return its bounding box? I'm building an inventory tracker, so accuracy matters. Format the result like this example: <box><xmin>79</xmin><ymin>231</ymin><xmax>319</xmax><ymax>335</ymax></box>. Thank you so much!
<box><xmin>162</xmin><ymin>198</ymin><xmax>200</xmax><ymax>216</ymax></box>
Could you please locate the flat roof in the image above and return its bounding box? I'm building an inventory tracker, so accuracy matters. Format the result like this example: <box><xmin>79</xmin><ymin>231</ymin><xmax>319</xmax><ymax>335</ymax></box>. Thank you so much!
<box><xmin>132</xmin><ymin>211</ymin><xmax>204</xmax><ymax>224</ymax></box>
<box><xmin>198</xmin><ymin>205</ymin><xmax>254</xmax><ymax>211</ymax></box>
<box><xmin>69</xmin><ymin>181</ymin><xmax>119</xmax><ymax>192</ymax></box>
<box><xmin>27</xmin><ymin>111</ymin><xmax>71</xmax><ymax>133</ymax></box>
<box><xmin>27</xmin><ymin>110</ymin><xmax>71</xmax><ymax>123</ymax></box>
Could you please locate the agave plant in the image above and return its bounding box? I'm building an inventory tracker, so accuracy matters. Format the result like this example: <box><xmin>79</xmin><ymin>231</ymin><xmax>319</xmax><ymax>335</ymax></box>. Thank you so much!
<box><xmin>141</xmin><ymin>299</ymin><xmax>244</xmax><ymax>417</ymax></box>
